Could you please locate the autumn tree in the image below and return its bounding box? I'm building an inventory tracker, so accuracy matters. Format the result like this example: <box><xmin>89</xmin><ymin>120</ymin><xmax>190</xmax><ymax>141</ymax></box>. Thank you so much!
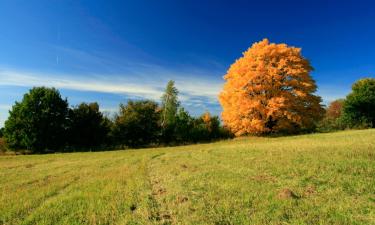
<box><xmin>317</xmin><ymin>99</ymin><xmax>345</xmax><ymax>132</ymax></box>
<box><xmin>219</xmin><ymin>39</ymin><xmax>324</xmax><ymax>135</ymax></box>
<box><xmin>326</xmin><ymin>99</ymin><xmax>345</xmax><ymax>119</ymax></box>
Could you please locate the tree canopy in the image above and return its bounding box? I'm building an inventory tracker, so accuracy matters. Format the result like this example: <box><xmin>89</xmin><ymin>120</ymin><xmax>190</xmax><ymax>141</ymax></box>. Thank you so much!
<box><xmin>342</xmin><ymin>78</ymin><xmax>375</xmax><ymax>128</ymax></box>
<box><xmin>67</xmin><ymin>102</ymin><xmax>110</xmax><ymax>149</ymax></box>
<box><xmin>219</xmin><ymin>39</ymin><xmax>324</xmax><ymax>135</ymax></box>
<box><xmin>112</xmin><ymin>100</ymin><xmax>160</xmax><ymax>147</ymax></box>
<box><xmin>4</xmin><ymin>87</ymin><xmax>69</xmax><ymax>152</ymax></box>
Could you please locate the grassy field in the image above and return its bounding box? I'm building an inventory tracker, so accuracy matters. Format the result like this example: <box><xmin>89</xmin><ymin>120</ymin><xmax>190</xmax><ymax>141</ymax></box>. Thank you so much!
<box><xmin>0</xmin><ymin>130</ymin><xmax>374</xmax><ymax>225</ymax></box>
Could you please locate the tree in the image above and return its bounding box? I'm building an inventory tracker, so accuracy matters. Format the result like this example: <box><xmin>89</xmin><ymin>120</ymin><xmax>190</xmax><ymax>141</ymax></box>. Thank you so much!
<box><xmin>341</xmin><ymin>78</ymin><xmax>375</xmax><ymax>128</ymax></box>
<box><xmin>201</xmin><ymin>112</ymin><xmax>221</xmax><ymax>139</ymax></box>
<box><xmin>219</xmin><ymin>39</ymin><xmax>324</xmax><ymax>135</ymax></box>
<box><xmin>4</xmin><ymin>87</ymin><xmax>69</xmax><ymax>152</ymax></box>
<box><xmin>160</xmin><ymin>80</ymin><xmax>180</xmax><ymax>143</ymax></box>
<box><xmin>0</xmin><ymin>127</ymin><xmax>4</xmax><ymax>138</ymax></box>
<box><xmin>67</xmin><ymin>102</ymin><xmax>110</xmax><ymax>149</ymax></box>
<box><xmin>317</xmin><ymin>99</ymin><xmax>345</xmax><ymax>132</ymax></box>
<box><xmin>175</xmin><ymin>108</ymin><xmax>194</xmax><ymax>143</ymax></box>
<box><xmin>112</xmin><ymin>100</ymin><xmax>160</xmax><ymax>147</ymax></box>
<box><xmin>326</xmin><ymin>99</ymin><xmax>345</xmax><ymax>119</ymax></box>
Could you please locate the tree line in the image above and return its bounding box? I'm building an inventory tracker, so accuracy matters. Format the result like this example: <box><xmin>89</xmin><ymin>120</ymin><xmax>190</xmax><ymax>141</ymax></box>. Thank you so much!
<box><xmin>317</xmin><ymin>78</ymin><xmax>375</xmax><ymax>132</ymax></box>
<box><xmin>2</xmin><ymin>81</ymin><xmax>232</xmax><ymax>153</ymax></box>
<box><xmin>1</xmin><ymin>38</ymin><xmax>374</xmax><ymax>154</ymax></box>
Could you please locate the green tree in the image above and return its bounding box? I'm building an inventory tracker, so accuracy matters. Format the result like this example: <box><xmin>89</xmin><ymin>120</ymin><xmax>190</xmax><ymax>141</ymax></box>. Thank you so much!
<box><xmin>175</xmin><ymin>108</ymin><xmax>194</xmax><ymax>143</ymax></box>
<box><xmin>342</xmin><ymin>78</ymin><xmax>375</xmax><ymax>128</ymax></box>
<box><xmin>160</xmin><ymin>80</ymin><xmax>180</xmax><ymax>143</ymax></box>
<box><xmin>4</xmin><ymin>87</ymin><xmax>69</xmax><ymax>152</ymax></box>
<box><xmin>112</xmin><ymin>100</ymin><xmax>160</xmax><ymax>147</ymax></box>
<box><xmin>67</xmin><ymin>102</ymin><xmax>110</xmax><ymax>150</ymax></box>
<box><xmin>0</xmin><ymin>127</ymin><xmax>4</xmax><ymax>138</ymax></box>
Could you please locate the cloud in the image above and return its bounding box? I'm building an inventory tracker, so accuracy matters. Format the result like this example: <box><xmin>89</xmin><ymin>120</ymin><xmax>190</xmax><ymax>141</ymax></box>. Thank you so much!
<box><xmin>0</xmin><ymin>67</ymin><xmax>223</xmax><ymax>105</ymax></box>
<box><xmin>0</xmin><ymin>104</ymin><xmax>11</xmax><ymax>110</ymax></box>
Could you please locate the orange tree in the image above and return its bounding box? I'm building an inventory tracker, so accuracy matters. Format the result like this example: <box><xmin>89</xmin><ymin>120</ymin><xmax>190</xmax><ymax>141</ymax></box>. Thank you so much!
<box><xmin>219</xmin><ymin>39</ymin><xmax>324</xmax><ymax>136</ymax></box>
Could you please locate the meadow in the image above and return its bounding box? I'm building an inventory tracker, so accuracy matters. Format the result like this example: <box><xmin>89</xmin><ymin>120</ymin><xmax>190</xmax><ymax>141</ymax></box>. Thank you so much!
<box><xmin>0</xmin><ymin>129</ymin><xmax>374</xmax><ymax>224</ymax></box>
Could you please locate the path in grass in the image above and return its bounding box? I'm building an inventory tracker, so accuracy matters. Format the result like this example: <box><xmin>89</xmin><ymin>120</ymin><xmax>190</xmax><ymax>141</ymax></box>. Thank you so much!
<box><xmin>0</xmin><ymin>129</ymin><xmax>374</xmax><ymax>224</ymax></box>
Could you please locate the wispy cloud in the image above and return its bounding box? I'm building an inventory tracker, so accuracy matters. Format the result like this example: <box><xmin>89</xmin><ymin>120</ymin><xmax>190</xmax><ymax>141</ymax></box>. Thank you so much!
<box><xmin>0</xmin><ymin>67</ymin><xmax>223</xmax><ymax>105</ymax></box>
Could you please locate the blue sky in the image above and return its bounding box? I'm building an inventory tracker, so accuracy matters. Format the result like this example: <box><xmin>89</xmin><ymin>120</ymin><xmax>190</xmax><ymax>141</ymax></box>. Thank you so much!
<box><xmin>0</xmin><ymin>0</ymin><xmax>374</xmax><ymax>127</ymax></box>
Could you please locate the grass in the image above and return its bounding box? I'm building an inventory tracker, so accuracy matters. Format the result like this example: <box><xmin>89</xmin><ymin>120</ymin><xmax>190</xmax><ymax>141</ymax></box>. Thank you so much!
<box><xmin>0</xmin><ymin>129</ymin><xmax>374</xmax><ymax>224</ymax></box>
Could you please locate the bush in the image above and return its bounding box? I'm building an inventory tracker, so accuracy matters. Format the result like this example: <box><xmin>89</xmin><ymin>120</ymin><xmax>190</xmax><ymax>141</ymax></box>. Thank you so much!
<box><xmin>4</xmin><ymin>87</ymin><xmax>69</xmax><ymax>153</ymax></box>
<box><xmin>174</xmin><ymin>110</ymin><xmax>233</xmax><ymax>144</ymax></box>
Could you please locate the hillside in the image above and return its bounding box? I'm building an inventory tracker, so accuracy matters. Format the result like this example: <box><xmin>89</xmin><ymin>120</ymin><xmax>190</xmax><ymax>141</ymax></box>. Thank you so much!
<box><xmin>0</xmin><ymin>129</ymin><xmax>374</xmax><ymax>224</ymax></box>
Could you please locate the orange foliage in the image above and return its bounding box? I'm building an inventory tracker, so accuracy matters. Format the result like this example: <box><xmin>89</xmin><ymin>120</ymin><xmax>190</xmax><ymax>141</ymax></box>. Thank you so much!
<box><xmin>326</xmin><ymin>99</ymin><xmax>344</xmax><ymax>119</ymax></box>
<box><xmin>219</xmin><ymin>39</ymin><xmax>324</xmax><ymax>136</ymax></box>
<box><xmin>201</xmin><ymin>112</ymin><xmax>212</xmax><ymax>132</ymax></box>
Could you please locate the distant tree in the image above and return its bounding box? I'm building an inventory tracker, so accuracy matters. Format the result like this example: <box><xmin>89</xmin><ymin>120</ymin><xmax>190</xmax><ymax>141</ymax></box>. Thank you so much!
<box><xmin>219</xmin><ymin>39</ymin><xmax>324</xmax><ymax>135</ymax></box>
<box><xmin>317</xmin><ymin>99</ymin><xmax>345</xmax><ymax>132</ymax></box>
<box><xmin>342</xmin><ymin>78</ymin><xmax>375</xmax><ymax>128</ymax></box>
<box><xmin>201</xmin><ymin>112</ymin><xmax>221</xmax><ymax>139</ymax></box>
<box><xmin>4</xmin><ymin>87</ymin><xmax>69</xmax><ymax>152</ymax></box>
<box><xmin>326</xmin><ymin>99</ymin><xmax>345</xmax><ymax>119</ymax></box>
<box><xmin>112</xmin><ymin>100</ymin><xmax>160</xmax><ymax>147</ymax></box>
<box><xmin>67</xmin><ymin>102</ymin><xmax>110</xmax><ymax>149</ymax></box>
<box><xmin>160</xmin><ymin>80</ymin><xmax>180</xmax><ymax>143</ymax></box>
<box><xmin>175</xmin><ymin>108</ymin><xmax>194</xmax><ymax>143</ymax></box>
<box><xmin>0</xmin><ymin>127</ymin><xmax>4</xmax><ymax>138</ymax></box>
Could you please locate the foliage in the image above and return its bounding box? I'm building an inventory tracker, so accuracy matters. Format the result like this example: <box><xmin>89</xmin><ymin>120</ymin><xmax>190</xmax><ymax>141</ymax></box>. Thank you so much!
<box><xmin>160</xmin><ymin>80</ymin><xmax>180</xmax><ymax>143</ymax></box>
<box><xmin>219</xmin><ymin>39</ymin><xmax>324</xmax><ymax>136</ymax></box>
<box><xmin>112</xmin><ymin>100</ymin><xmax>160</xmax><ymax>147</ymax></box>
<box><xmin>341</xmin><ymin>78</ymin><xmax>375</xmax><ymax>128</ymax></box>
<box><xmin>67</xmin><ymin>102</ymin><xmax>111</xmax><ymax>150</ymax></box>
<box><xmin>4</xmin><ymin>87</ymin><xmax>69</xmax><ymax>152</ymax></box>
<box><xmin>174</xmin><ymin>108</ymin><xmax>194</xmax><ymax>143</ymax></box>
<box><xmin>0</xmin><ymin>138</ymin><xmax>6</xmax><ymax>153</ymax></box>
<box><xmin>317</xmin><ymin>99</ymin><xmax>346</xmax><ymax>132</ymax></box>
<box><xmin>1</xmin><ymin>129</ymin><xmax>374</xmax><ymax>224</ymax></box>
<box><xmin>0</xmin><ymin>127</ymin><xmax>3</xmax><ymax>137</ymax></box>
<box><xmin>325</xmin><ymin>99</ymin><xmax>345</xmax><ymax>119</ymax></box>
<box><xmin>2</xmin><ymin>84</ymin><xmax>232</xmax><ymax>152</ymax></box>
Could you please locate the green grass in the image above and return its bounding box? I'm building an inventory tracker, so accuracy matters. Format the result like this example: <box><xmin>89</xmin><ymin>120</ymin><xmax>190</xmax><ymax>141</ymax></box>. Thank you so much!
<box><xmin>1</xmin><ymin>130</ymin><xmax>374</xmax><ymax>225</ymax></box>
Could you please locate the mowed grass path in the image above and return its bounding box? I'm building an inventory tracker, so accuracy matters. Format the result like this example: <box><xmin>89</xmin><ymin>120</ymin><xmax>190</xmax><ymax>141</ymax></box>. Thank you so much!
<box><xmin>0</xmin><ymin>130</ymin><xmax>374</xmax><ymax>224</ymax></box>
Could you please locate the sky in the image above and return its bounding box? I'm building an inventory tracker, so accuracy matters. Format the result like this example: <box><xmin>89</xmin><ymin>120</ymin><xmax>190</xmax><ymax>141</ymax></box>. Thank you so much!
<box><xmin>0</xmin><ymin>0</ymin><xmax>374</xmax><ymax>127</ymax></box>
